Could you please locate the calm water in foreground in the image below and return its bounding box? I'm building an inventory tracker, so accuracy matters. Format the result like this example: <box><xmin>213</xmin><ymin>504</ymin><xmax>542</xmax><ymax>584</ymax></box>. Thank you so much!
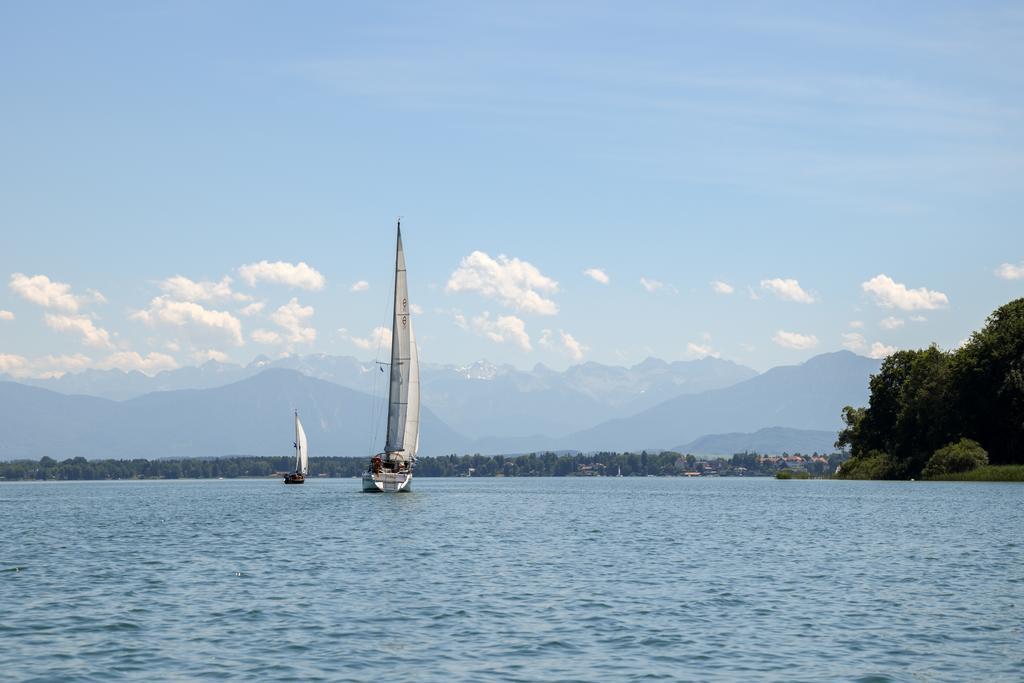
<box><xmin>1</xmin><ymin>477</ymin><xmax>1021</xmax><ymax>682</ymax></box>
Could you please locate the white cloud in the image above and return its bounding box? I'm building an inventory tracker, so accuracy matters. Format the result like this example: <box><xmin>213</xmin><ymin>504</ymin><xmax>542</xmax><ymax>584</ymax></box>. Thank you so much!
<box><xmin>0</xmin><ymin>353</ymin><xmax>95</xmax><ymax>379</ymax></box>
<box><xmin>772</xmin><ymin>330</ymin><xmax>819</xmax><ymax>350</ymax></box>
<box><xmin>845</xmin><ymin>333</ymin><xmax>897</xmax><ymax>358</ymax></box>
<box><xmin>446</xmin><ymin>251</ymin><xmax>559</xmax><ymax>315</ymax></box>
<box><xmin>686</xmin><ymin>341</ymin><xmax>721</xmax><ymax>358</ymax></box>
<box><xmin>540</xmin><ymin>328</ymin><xmax>586</xmax><ymax>360</ymax></box>
<box><xmin>711</xmin><ymin>280</ymin><xmax>734</xmax><ymax>295</ymax></box>
<box><xmin>158</xmin><ymin>275</ymin><xmax>243</xmax><ymax>302</ymax></box>
<box><xmin>583</xmin><ymin>268</ymin><xmax>610</xmax><ymax>285</ymax></box>
<box><xmin>270</xmin><ymin>298</ymin><xmax>316</xmax><ymax>344</ymax></box>
<box><xmin>842</xmin><ymin>332</ymin><xmax>866</xmax><ymax>352</ymax></box>
<box><xmin>862</xmin><ymin>274</ymin><xmax>948</xmax><ymax>310</ymax></box>
<box><xmin>471</xmin><ymin>313</ymin><xmax>531</xmax><ymax>351</ymax></box>
<box><xmin>98</xmin><ymin>351</ymin><xmax>178</xmax><ymax>376</ymax></box>
<box><xmin>640</xmin><ymin>277</ymin><xmax>664</xmax><ymax>293</ymax></box>
<box><xmin>164</xmin><ymin>340</ymin><xmax>182</xmax><ymax>352</ymax></box>
<box><xmin>995</xmin><ymin>262</ymin><xmax>1024</xmax><ymax>280</ymax></box>
<box><xmin>131</xmin><ymin>297</ymin><xmax>245</xmax><ymax>346</ymax></box>
<box><xmin>347</xmin><ymin>326</ymin><xmax>392</xmax><ymax>351</ymax></box>
<box><xmin>760</xmin><ymin>278</ymin><xmax>816</xmax><ymax>303</ymax></box>
<box><xmin>910</xmin><ymin>315</ymin><xmax>927</xmax><ymax>323</ymax></box>
<box><xmin>0</xmin><ymin>310</ymin><xmax>13</xmax><ymax>320</ymax></box>
<box><xmin>252</xmin><ymin>329</ymin><xmax>282</xmax><ymax>345</ymax></box>
<box><xmin>879</xmin><ymin>316</ymin><xmax>905</xmax><ymax>330</ymax></box>
<box><xmin>559</xmin><ymin>331</ymin><xmax>586</xmax><ymax>361</ymax></box>
<box><xmin>9</xmin><ymin>273</ymin><xmax>103</xmax><ymax>312</ymax></box>
<box><xmin>0</xmin><ymin>353</ymin><xmax>30</xmax><ymax>377</ymax></box>
<box><xmin>31</xmin><ymin>353</ymin><xmax>93</xmax><ymax>378</ymax></box>
<box><xmin>849</xmin><ymin>320</ymin><xmax>864</xmax><ymax>329</ymax></box>
<box><xmin>239</xmin><ymin>302</ymin><xmax>265</xmax><ymax>316</ymax></box>
<box><xmin>350</xmin><ymin>280</ymin><xmax>370</xmax><ymax>292</ymax></box>
<box><xmin>409</xmin><ymin>303</ymin><xmax>423</xmax><ymax>315</ymax></box>
<box><xmin>44</xmin><ymin>313</ymin><xmax>114</xmax><ymax>348</ymax></box>
<box><xmin>192</xmin><ymin>349</ymin><xmax>230</xmax><ymax>363</ymax></box>
<box><xmin>869</xmin><ymin>342</ymin><xmax>897</xmax><ymax>359</ymax></box>
<box><xmin>238</xmin><ymin>260</ymin><xmax>326</xmax><ymax>290</ymax></box>
<box><xmin>41</xmin><ymin>353</ymin><xmax>92</xmax><ymax>372</ymax></box>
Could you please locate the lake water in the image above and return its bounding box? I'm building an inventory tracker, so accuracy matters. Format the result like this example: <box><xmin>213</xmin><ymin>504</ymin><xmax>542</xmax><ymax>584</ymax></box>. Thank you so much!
<box><xmin>1</xmin><ymin>477</ymin><xmax>1021</xmax><ymax>681</ymax></box>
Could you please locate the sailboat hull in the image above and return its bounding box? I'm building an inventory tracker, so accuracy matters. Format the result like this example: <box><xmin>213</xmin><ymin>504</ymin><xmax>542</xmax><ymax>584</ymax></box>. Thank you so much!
<box><xmin>361</xmin><ymin>472</ymin><xmax>412</xmax><ymax>493</ymax></box>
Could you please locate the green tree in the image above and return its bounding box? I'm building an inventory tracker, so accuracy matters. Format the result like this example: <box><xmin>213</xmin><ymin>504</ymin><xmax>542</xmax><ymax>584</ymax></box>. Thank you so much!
<box><xmin>837</xmin><ymin>346</ymin><xmax>955</xmax><ymax>478</ymax></box>
<box><xmin>951</xmin><ymin>298</ymin><xmax>1024</xmax><ymax>465</ymax></box>
<box><xmin>921</xmin><ymin>439</ymin><xmax>988</xmax><ymax>478</ymax></box>
<box><xmin>837</xmin><ymin>450</ymin><xmax>897</xmax><ymax>480</ymax></box>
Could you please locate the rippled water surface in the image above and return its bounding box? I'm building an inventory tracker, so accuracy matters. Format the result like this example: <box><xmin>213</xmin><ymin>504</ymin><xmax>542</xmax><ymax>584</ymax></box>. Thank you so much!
<box><xmin>1</xmin><ymin>477</ymin><xmax>1022</xmax><ymax>681</ymax></box>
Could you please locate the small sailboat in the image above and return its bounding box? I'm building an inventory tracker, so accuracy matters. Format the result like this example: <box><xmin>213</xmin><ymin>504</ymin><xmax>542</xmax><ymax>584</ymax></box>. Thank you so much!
<box><xmin>284</xmin><ymin>410</ymin><xmax>308</xmax><ymax>484</ymax></box>
<box><xmin>363</xmin><ymin>221</ymin><xmax>420</xmax><ymax>493</ymax></box>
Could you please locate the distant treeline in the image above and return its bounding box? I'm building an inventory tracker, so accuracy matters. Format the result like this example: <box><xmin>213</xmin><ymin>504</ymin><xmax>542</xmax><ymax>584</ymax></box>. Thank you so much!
<box><xmin>837</xmin><ymin>297</ymin><xmax>1024</xmax><ymax>480</ymax></box>
<box><xmin>0</xmin><ymin>450</ymin><xmax>844</xmax><ymax>481</ymax></box>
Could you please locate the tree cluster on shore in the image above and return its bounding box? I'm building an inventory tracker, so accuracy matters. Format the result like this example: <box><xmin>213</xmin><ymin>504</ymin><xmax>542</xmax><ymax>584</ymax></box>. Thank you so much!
<box><xmin>836</xmin><ymin>298</ymin><xmax>1024</xmax><ymax>480</ymax></box>
<box><xmin>0</xmin><ymin>450</ymin><xmax>845</xmax><ymax>481</ymax></box>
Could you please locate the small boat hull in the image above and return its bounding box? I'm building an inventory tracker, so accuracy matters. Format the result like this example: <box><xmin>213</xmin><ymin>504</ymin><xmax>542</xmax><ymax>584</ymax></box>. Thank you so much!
<box><xmin>284</xmin><ymin>473</ymin><xmax>305</xmax><ymax>485</ymax></box>
<box><xmin>361</xmin><ymin>471</ymin><xmax>412</xmax><ymax>492</ymax></box>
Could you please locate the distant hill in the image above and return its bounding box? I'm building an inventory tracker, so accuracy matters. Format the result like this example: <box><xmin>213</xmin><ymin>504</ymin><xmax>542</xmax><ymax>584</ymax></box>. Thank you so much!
<box><xmin>536</xmin><ymin>351</ymin><xmax>880</xmax><ymax>453</ymax></box>
<box><xmin>0</xmin><ymin>352</ymin><xmax>878</xmax><ymax>459</ymax></box>
<box><xmin>4</xmin><ymin>354</ymin><xmax>758</xmax><ymax>439</ymax></box>
<box><xmin>675</xmin><ymin>427</ymin><xmax>840</xmax><ymax>457</ymax></box>
<box><xmin>0</xmin><ymin>369</ymin><xmax>468</xmax><ymax>460</ymax></box>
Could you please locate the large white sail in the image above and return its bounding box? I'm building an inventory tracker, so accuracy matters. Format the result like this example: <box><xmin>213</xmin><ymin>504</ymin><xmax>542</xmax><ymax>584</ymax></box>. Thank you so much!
<box><xmin>295</xmin><ymin>413</ymin><xmax>308</xmax><ymax>475</ymax></box>
<box><xmin>384</xmin><ymin>226</ymin><xmax>411</xmax><ymax>458</ymax></box>
<box><xmin>362</xmin><ymin>221</ymin><xmax>417</xmax><ymax>492</ymax></box>
<box><xmin>402</xmin><ymin>321</ymin><xmax>421</xmax><ymax>459</ymax></box>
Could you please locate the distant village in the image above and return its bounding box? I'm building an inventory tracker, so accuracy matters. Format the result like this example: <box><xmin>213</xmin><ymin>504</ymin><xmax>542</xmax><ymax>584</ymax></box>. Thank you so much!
<box><xmin>417</xmin><ymin>450</ymin><xmax>848</xmax><ymax>479</ymax></box>
<box><xmin>552</xmin><ymin>452</ymin><xmax>842</xmax><ymax>478</ymax></box>
<box><xmin>0</xmin><ymin>450</ymin><xmax>848</xmax><ymax>481</ymax></box>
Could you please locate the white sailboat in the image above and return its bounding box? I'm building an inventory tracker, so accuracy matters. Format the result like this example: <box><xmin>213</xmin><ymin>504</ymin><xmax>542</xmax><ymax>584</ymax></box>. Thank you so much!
<box><xmin>284</xmin><ymin>410</ymin><xmax>309</xmax><ymax>484</ymax></box>
<box><xmin>362</xmin><ymin>221</ymin><xmax>420</xmax><ymax>492</ymax></box>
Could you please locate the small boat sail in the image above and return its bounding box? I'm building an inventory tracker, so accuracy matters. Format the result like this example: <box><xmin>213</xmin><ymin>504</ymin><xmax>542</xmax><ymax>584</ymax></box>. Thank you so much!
<box><xmin>284</xmin><ymin>410</ymin><xmax>308</xmax><ymax>484</ymax></box>
<box><xmin>363</xmin><ymin>221</ymin><xmax>420</xmax><ymax>492</ymax></box>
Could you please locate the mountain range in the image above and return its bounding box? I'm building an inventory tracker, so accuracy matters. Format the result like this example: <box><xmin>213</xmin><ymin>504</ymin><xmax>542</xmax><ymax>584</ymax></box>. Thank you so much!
<box><xmin>675</xmin><ymin>427</ymin><xmax>840</xmax><ymax>457</ymax></box>
<box><xmin>0</xmin><ymin>370</ymin><xmax>467</xmax><ymax>460</ymax></box>
<box><xmin>0</xmin><ymin>351</ymin><xmax>880</xmax><ymax>460</ymax></box>
<box><xmin>6</xmin><ymin>354</ymin><xmax>758</xmax><ymax>439</ymax></box>
<box><xmin>548</xmin><ymin>351</ymin><xmax>879</xmax><ymax>453</ymax></box>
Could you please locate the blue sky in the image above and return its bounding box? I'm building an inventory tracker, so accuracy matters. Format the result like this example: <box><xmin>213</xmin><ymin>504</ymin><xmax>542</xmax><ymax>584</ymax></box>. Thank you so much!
<box><xmin>1</xmin><ymin>1</ymin><xmax>1022</xmax><ymax>377</ymax></box>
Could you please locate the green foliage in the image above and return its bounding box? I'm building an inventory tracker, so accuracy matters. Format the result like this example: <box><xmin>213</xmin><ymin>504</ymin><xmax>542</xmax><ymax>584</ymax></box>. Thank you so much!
<box><xmin>837</xmin><ymin>297</ymin><xmax>1024</xmax><ymax>479</ymax></box>
<box><xmin>775</xmin><ymin>469</ymin><xmax>810</xmax><ymax>479</ymax></box>
<box><xmin>836</xmin><ymin>450</ymin><xmax>898</xmax><ymax>480</ymax></box>
<box><xmin>921</xmin><ymin>439</ymin><xmax>988</xmax><ymax>479</ymax></box>
<box><xmin>951</xmin><ymin>298</ymin><xmax>1024</xmax><ymax>465</ymax></box>
<box><xmin>926</xmin><ymin>465</ymin><xmax>1024</xmax><ymax>482</ymax></box>
<box><xmin>835</xmin><ymin>406</ymin><xmax>866</xmax><ymax>455</ymax></box>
